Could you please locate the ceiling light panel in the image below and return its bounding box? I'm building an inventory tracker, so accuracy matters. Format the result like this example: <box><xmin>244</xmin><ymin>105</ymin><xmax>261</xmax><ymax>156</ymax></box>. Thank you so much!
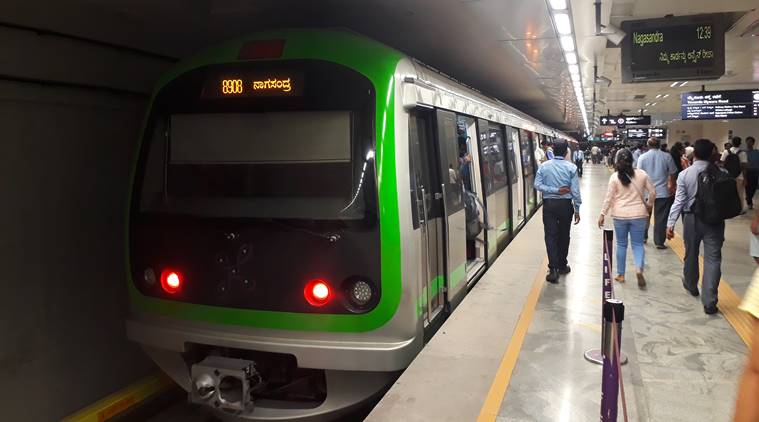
<box><xmin>560</xmin><ymin>35</ymin><xmax>575</xmax><ymax>52</ymax></box>
<box><xmin>549</xmin><ymin>0</ymin><xmax>567</xmax><ymax>10</ymax></box>
<box><xmin>554</xmin><ymin>13</ymin><xmax>572</xmax><ymax>35</ymax></box>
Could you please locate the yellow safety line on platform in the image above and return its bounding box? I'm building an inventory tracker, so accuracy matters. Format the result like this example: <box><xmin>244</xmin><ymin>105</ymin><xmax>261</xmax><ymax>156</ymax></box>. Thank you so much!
<box><xmin>477</xmin><ymin>256</ymin><xmax>548</xmax><ymax>422</ymax></box>
<box><xmin>669</xmin><ymin>234</ymin><xmax>753</xmax><ymax>348</ymax></box>
<box><xmin>60</xmin><ymin>373</ymin><xmax>174</xmax><ymax>422</ymax></box>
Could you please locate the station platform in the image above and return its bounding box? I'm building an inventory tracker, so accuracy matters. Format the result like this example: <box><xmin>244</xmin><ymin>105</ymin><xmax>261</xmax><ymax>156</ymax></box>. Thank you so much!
<box><xmin>366</xmin><ymin>163</ymin><xmax>752</xmax><ymax>422</ymax></box>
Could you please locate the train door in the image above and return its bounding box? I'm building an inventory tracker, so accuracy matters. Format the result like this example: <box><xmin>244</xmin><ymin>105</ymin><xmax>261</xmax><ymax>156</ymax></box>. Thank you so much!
<box><xmin>506</xmin><ymin>126</ymin><xmax>526</xmax><ymax>229</ymax></box>
<box><xmin>520</xmin><ymin>129</ymin><xmax>537</xmax><ymax>216</ymax></box>
<box><xmin>436</xmin><ymin>110</ymin><xmax>468</xmax><ymax>299</ymax></box>
<box><xmin>408</xmin><ymin>109</ymin><xmax>446</xmax><ymax>325</ymax></box>
<box><xmin>457</xmin><ymin>115</ymin><xmax>486</xmax><ymax>281</ymax></box>
<box><xmin>477</xmin><ymin>120</ymin><xmax>511</xmax><ymax>262</ymax></box>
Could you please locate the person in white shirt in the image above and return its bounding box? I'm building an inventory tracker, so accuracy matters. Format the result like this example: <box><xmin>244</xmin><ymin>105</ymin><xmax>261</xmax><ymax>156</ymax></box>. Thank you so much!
<box><xmin>535</xmin><ymin>144</ymin><xmax>547</xmax><ymax>164</ymax></box>
<box><xmin>721</xmin><ymin>136</ymin><xmax>748</xmax><ymax>213</ymax></box>
<box><xmin>591</xmin><ymin>145</ymin><xmax>601</xmax><ymax>164</ymax></box>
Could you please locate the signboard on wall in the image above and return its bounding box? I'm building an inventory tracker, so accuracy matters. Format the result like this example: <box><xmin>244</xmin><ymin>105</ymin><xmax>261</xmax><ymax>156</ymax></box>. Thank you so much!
<box><xmin>621</xmin><ymin>14</ymin><xmax>725</xmax><ymax>83</ymax></box>
<box><xmin>681</xmin><ymin>89</ymin><xmax>759</xmax><ymax>120</ymax></box>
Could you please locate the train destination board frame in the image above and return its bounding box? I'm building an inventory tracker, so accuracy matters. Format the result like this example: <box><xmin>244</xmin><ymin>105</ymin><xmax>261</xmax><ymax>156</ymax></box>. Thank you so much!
<box><xmin>681</xmin><ymin>89</ymin><xmax>759</xmax><ymax>120</ymax></box>
<box><xmin>621</xmin><ymin>14</ymin><xmax>725</xmax><ymax>83</ymax></box>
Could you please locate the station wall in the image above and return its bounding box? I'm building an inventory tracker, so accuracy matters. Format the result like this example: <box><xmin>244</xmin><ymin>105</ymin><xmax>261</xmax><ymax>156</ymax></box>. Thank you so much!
<box><xmin>0</xmin><ymin>27</ymin><xmax>172</xmax><ymax>421</ymax></box>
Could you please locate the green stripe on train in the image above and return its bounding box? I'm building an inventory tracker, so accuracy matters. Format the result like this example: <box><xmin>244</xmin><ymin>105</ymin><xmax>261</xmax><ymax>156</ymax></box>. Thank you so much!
<box><xmin>415</xmin><ymin>262</ymin><xmax>467</xmax><ymax>317</ymax></box>
<box><xmin>126</xmin><ymin>29</ymin><xmax>404</xmax><ymax>332</ymax></box>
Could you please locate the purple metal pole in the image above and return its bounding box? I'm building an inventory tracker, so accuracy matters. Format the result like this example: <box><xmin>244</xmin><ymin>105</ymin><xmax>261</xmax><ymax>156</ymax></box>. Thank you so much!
<box><xmin>600</xmin><ymin>299</ymin><xmax>625</xmax><ymax>422</ymax></box>
<box><xmin>602</xmin><ymin>229</ymin><xmax>614</xmax><ymax>304</ymax></box>
<box><xmin>584</xmin><ymin>229</ymin><xmax>616</xmax><ymax>365</ymax></box>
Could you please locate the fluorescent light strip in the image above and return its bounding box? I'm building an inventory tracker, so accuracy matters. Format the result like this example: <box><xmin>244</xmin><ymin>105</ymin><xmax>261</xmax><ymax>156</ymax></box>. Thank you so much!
<box><xmin>549</xmin><ymin>0</ymin><xmax>567</xmax><ymax>10</ymax></box>
<box><xmin>554</xmin><ymin>13</ymin><xmax>572</xmax><ymax>35</ymax></box>
<box><xmin>560</xmin><ymin>35</ymin><xmax>574</xmax><ymax>52</ymax></box>
<box><xmin>670</xmin><ymin>81</ymin><xmax>679</xmax><ymax>87</ymax></box>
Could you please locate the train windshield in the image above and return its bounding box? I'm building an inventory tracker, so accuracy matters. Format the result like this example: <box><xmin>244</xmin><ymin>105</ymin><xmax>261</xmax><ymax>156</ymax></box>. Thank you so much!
<box><xmin>136</xmin><ymin>60</ymin><xmax>376</xmax><ymax>221</ymax></box>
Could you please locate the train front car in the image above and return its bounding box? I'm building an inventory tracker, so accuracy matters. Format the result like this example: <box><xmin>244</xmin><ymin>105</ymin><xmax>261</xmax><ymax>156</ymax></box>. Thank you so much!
<box><xmin>125</xmin><ymin>30</ymin><xmax>420</xmax><ymax>420</ymax></box>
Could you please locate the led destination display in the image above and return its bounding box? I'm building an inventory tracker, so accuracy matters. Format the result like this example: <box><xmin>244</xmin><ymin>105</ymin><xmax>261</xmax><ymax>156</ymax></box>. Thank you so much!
<box><xmin>681</xmin><ymin>89</ymin><xmax>759</xmax><ymax>120</ymax></box>
<box><xmin>621</xmin><ymin>14</ymin><xmax>725</xmax><ymax>82</ymax></box>
<box><xmin>201</xmin><ymin>71</ymin><xmax>303</xmax><ymax>98</ymax></box>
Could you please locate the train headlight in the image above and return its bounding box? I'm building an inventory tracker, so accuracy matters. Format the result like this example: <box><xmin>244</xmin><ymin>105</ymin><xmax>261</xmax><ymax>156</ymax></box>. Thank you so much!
<box><xmin>304</xmin><ymin>279</ymin><xmax>331</xmax><ymax>307</ymax></box>
<box><xmin>160</xmin><ymin>269</ymin><xmax>183</xmax><ymax>294</ymax></box>
<box><xmin>349</xmin><ymin>280</ymin><xmax>373</xmax><ymax>306</ymax></box>
<box><xmin>143</xmin><ymin>268</ymin><xmax>156</xmax><ymax>286</ymax></box>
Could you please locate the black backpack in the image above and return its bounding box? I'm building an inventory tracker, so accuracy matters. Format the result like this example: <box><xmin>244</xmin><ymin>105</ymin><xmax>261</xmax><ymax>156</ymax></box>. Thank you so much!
<box><xmin>694</xmin><ymin>164</ymin><xmax>742</xmax><ymax>224</ymax></box>
<box><xmin>723</xmin><ymin>149</ymin><xmax>742</xmax><ymax>178</ymax></box>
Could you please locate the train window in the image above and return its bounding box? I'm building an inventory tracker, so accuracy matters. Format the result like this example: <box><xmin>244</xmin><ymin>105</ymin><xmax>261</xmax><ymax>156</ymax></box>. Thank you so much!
<box><xmin>478</xmin><ymin>122</ymin><xmax>508</xmax><ymax>195</ymax></box>
<box><xmin>135</xmin><ymin>60</ymin><xmax>376</xmax><ymax>222</ymax></box>
<box><xmin>170</xmin><ymin>112</ymin><xmax>351</xmax><ymax>164</ymax></box>
<box><xmin>519</xmin><ymin>129</ymin><xmax>535</xmax><ymax>176</ymax></box>
<box><xmin>435</xmin><ymin>110</ymin><xmax>463</xmax><ymax>213</ymax></box>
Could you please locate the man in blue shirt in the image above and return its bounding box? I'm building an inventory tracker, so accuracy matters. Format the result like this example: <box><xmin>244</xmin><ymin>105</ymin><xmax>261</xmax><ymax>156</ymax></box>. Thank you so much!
<box><xmin>745</xmin><ymin>136</ymin><xmax>759</xmax><ymax>209</ymax></box>
<box><xmin>637</xmin><ymin>137</ymin><xmax>677</xmax><ymax>249</ymax></box>
<box><xmin>534</xmin><ymin>139</ymin><xmax>582</xmax><ymax>283</ymax></box>
<box><xmin>666</xmin><ymin>138</ymin><xmax>724</xmax><ymax>315</ymax></box>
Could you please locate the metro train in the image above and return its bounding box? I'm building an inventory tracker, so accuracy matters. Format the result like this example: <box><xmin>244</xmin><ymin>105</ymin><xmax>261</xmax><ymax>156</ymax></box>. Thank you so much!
<box><xmin>125</xmin><ymin>28</ymin><xmax>576</xmax><ymax>420</ymax></box>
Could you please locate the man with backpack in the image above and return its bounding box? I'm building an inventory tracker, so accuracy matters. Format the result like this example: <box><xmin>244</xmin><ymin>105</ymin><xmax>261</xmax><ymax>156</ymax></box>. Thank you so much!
<box><xmin>667</xmin><ymin>139</ymin><xmax>742</xmax><ymax>314</ymax></box>
<box><xmin>721</xmin><ymin>136</ymin><xmax>748</xmax><ymax>213</ymax></box>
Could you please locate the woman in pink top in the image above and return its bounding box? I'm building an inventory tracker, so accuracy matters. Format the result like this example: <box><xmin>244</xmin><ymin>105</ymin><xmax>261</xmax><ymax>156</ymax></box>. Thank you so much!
<box><xmin>598</xmin><ymin>149</ymin><xmax>656</xmax><ymax>287</ymax></box>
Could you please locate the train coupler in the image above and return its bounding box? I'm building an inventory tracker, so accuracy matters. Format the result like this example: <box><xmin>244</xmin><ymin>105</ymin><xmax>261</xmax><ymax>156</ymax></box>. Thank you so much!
<box><xmin>190</xmin><ymin>356</ymin><xmax>262</xmax><ymax>414</ymax></box>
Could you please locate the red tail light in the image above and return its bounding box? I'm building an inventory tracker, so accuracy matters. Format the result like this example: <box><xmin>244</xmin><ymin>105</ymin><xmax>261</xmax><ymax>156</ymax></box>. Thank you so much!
<box><xmin>304</xmin><ymin>279</ymin><xmax>331</xmax><ymax>307</ymax></box>
<box><xmin>161</xmin><ymin>270</ymin><xmax>183</xmax><ymax>294</ymax></box>
<box><xmin>238</xmin><ymin>39</ymin><xmax>285</xmax><ymax>60</ymax></box>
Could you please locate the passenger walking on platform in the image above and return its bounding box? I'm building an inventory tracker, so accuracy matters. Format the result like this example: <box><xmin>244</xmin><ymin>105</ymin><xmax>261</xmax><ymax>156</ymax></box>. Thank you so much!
<box><xmin>744</xmin><ymin>136</ymin><xmax>759</xmax><ymax>209</ymax></box>
<box><xmin>573</xmin><ymin>148</ymin><xmax>584</xmax><ymax>177</ymax></box>
<box><xmin>721</xmin><ymin>136</ymin><xmax>748</xmax><ymax>213</ymax></box>
<box><xmin>666</xmin><ymin>139</ymin><xmax>725</xmax><ymax>315</ymax></box>
<box><xmin>733</xmin><ymin>267</ymin><xmax>759</xmax><ymax>421</ymax></box>
<box><xmin>684</xmin><ymin>141</ymin><xmax>694</xmax><ymax>166</ymax></box>
<box><xmin>636</xmin><ymin>137</ymin><xmax>677</xmax><ymax>249</ymax></box>
<box><xmin>534</xmin><ymin>139</ymin><xmax>581</xmax><ymax>283</ymax></box>
<box><xmin>591</xmin><ymin>145</ymin><xmax>601</xmax><ymax>164</ymax></box>
<box><xmin>598</xmin><ymin>149</ymin><xmax>655</xmax><ymax>288</ymax></box>
<box><xmin>632</xmin><ymin>143</ymin><xmax>646</xmax><ymax>168</ymax></box>
<box><xmin>670</xmin><ymin>142</ymin><xmax>687</xmax><ymax>174</ymax></box>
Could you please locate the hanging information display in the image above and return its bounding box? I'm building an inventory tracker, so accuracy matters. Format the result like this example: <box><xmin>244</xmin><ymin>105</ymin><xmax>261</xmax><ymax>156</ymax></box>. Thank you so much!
<box><xmin>681</xmin><ymin>89</ymin><xmax>759</xmax><ymax>120</ymax></box>
<box><xmin>626</xmin><ymin>128</ymin><xmax>648</xmax><ymax>140</ymax></box>
<box><xmin>649</xmin><ymin>127</ymin><xmax>667</xmax><ymax>139</ymax></box>
<box><xmin>599</xmin><ymin>115</ymin><xmax>651</xmax><ymax>126</ymax></box>
<box><xmin>621</xmin><ymin>14</ymin><xmax>725</xmax><ymax>83</ymax></box>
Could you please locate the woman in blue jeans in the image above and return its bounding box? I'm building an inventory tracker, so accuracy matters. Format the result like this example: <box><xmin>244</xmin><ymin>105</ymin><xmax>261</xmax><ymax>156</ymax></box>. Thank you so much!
<box><xmin>598</xmin><ymin>149</ymin><xmax>656</xmax><ymax>287</ymax></box>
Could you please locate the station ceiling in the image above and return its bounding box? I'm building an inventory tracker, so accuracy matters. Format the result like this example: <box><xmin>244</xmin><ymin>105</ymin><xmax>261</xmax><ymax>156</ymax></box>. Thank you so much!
<box><xmin>579</xmin><ymin>0</ymin><xmax>759</xmax><ymax>132</ymax></box>
<box><xmin>1</xmin><ymin>0</ymin><xmax>585</xmax><ymax>133</ymax></box>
